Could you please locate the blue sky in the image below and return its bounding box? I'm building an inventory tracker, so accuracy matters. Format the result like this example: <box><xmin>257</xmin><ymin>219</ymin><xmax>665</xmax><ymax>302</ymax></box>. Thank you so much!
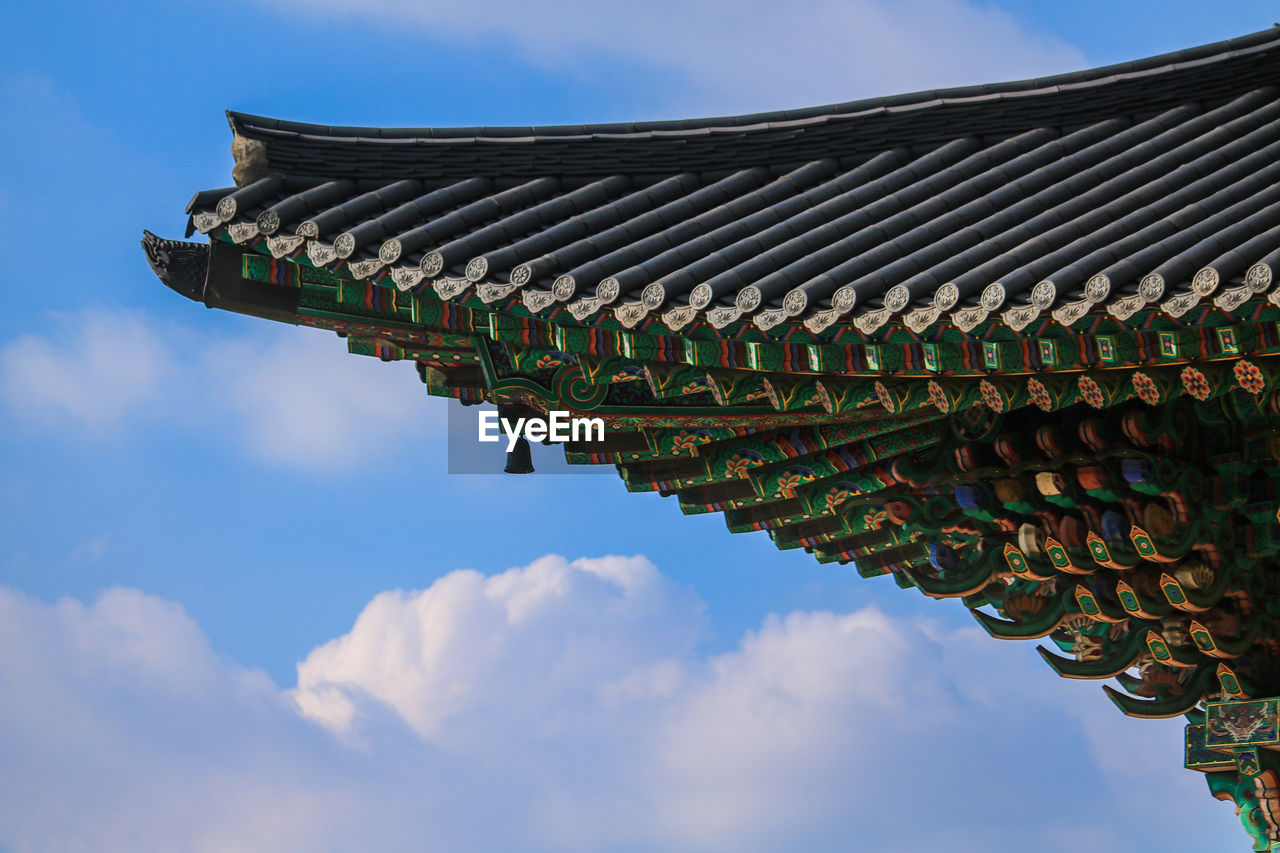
<box><xmin>0</xmin><ymin>2</ymin><xmax>1273</xmax><ymax>850</ymax></box>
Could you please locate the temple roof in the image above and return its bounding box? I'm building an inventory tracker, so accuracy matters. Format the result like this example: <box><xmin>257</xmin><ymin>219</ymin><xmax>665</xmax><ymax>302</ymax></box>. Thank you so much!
<box><xmin>229</xmin><ymin>28</ymin><xmax>1280</xmax><ymax>176</ymax></box>
<box><xmin>189</xmin><ymin>27</ymin><xmax>1280</xmax><ymax>338</ymax></box>
<box><xmin>151</xmin><ymin>29</ymin><xmax>1280</xmax><ymax>749</ymax></box>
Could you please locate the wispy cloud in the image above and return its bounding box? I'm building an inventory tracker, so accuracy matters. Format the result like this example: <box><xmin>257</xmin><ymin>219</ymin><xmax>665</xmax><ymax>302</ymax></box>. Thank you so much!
<box><xmin>258</xmin><ymin>0</ymin><xmax>1086</xmax><ymax>114</ymax></box>
<box><xmin>0</xmin><ymin>309</ymin><xmax>439</xmax><ymax>471</ymax></box>
<box><xmin>0</xmin><ymin>556</ymin><xmax>1232</xmax><ymax>852</ymax></box>
<box><xmin>67</xmin><ymin>536</ymin><xmax>110</xmax><ymax>564</ymax></box>
<box><xmin>0</xmin><ymin>310</ymin><xmax>174</xmax><ymax>429</ymax></box>
<box><xmin>196</xmin><ymin>324</ymin><xmax>437</xmax><ymax>468</ymax></box>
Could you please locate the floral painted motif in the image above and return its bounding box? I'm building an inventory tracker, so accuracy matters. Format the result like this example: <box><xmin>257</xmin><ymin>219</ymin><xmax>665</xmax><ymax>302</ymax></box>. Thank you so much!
<box><xmin>535</xmin><ymin>352</ymin><xmax>574</xmax><ymax>369</ymax></box>
<box><xmin>926</xmin><ymin>380</ymin><xmax>950</xmax><ymax>413</ymax></box>
<box><xmin>724</xmin><ymin>454</ymin><xmax>760</xmax><ymax>478</ymax></box>
<box><xmin>824</xmin><ymin>488</ymin><xmax>854</xmax><ymax>513</ymax></box>
<box><xmin>1078</xmin><ymin>375</ymin><xmax>1105</xmax><ymax>409</ymax></box>
<box><xmin>1131</xmin><ymin>371</ymin><xmax>1161</xmax><ymax>406</ymax></box>
<box><xmin>862</xmin><ymin>507</ymin><xmax>888</xmax><ymax>530</ymax></box>
<box><xmin>979</xmin><ymin>380</ymin><xmax>1004</xmax><ymax>412</ymax></box>
<box><xmin>1234</xmin><ymin>360</ymin><xmax>1266</xmax><ymax>395</ymax></box>
<box><xmin>776</xmin><ymin>468</ymin><xmax>816</xmax><ymax>497</ymax></box>
<box><xmin>680</xmin><ymin>380</ymin><xmax>707</xmax><ymax>395</ymax></box>
<box><xmin>1027</xmin><ymin>378</ymin><xmax>1052</xmax><ymax>412</ymax></box>
<box><xmin>1181</xmin><ymin>366</ymin><xmax>1212</xmax><ymax>401</ymax></box>
<box><xmin>670</xmin><ymin>432</ymin><xmax>709</xmax><ymax>453</ymax></box>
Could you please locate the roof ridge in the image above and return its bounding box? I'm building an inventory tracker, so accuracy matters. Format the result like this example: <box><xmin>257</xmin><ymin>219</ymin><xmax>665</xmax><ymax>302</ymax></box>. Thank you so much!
<box><xmin>228</xmin><ymin>26</ymin><xmax>1280</xmax><ymax>143</ymax></box>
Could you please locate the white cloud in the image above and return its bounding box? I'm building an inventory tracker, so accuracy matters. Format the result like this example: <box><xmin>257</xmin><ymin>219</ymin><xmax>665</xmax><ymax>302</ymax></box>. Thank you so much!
<box><xmin>0</xmin><ymin>310</ymin><xmax>440</xmax><ymax>471</ymax></box>
<box><xmin>197</xmin><ymin>324</ymin><xmax>435</xmax><ymax>468</ymax></box>
<box><xmin>0</xmin><ymin>555</ymin><xmax>1240</xmax><ymax>853</ymax></box>
<box><xmin>0</xmin><ymin>309</ymin><xmax>174</xmax><ymax>428</ymax></box>
<box><xmin>0</xmin><ymin>587</ymin><xmax>342</xmax><ymax>853</ymax></box>
<box><xmin>295</xmin><ymin>554</ymin><xmax>703</xmax><ymax>741</ymax></box>
<box><xmin>260</xmin><ymin>0</ymin><xmax>1086</xmax><ymax>114</ymax></box>
<box><xmin>67</xmin><ymin>535</ymin><xmax>110</xmax><ymax>563</ymax></box>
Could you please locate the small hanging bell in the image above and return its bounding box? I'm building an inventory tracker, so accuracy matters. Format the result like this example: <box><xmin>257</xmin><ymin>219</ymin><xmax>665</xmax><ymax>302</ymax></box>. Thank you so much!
<box><xmin>504</xmin><ymin>436</ymin><xmax>535</xmax><ymax>474</ymax></box>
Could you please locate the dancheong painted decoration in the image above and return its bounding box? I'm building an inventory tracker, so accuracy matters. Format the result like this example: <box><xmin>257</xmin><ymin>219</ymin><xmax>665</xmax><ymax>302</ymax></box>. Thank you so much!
<box><xmin>145</xmin><ymin>28</ymin><xmax>1280</xmax><ymax>849</ymax></box>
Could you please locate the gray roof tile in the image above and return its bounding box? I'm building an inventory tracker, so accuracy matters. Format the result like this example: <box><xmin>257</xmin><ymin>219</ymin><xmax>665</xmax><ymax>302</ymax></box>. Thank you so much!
<box><xmin>187</xmin><ymin>28</ymin><xmax>1280</xmax><ymax>334</ymax></box>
